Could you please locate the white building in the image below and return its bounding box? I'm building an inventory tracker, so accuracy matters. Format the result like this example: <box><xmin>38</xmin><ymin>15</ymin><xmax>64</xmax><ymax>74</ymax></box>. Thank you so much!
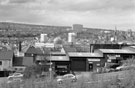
<box><xmin>68</xmin><ymin>33</ymin><xmax>76</xmax><ymax>43</ymax></box>
<box><xmin>40</xmin><ymin>34</ymin><xmax>48</xmax><ymax>43</ymax></box>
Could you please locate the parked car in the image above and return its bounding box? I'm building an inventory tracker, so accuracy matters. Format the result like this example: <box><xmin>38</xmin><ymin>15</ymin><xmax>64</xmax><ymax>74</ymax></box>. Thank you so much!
<box><xmin>116</xmin><ymin>65</ymin><xmax>135</xmax><ymax>71</ymax></box>
<box><xmin>105</xmin><ymin>68</ymin><xmax>115</xmax><ymax>73</ymax></box>
<box><xmin>7</xmin><ymin>73</ymin><xmax>24</xmax><ymax>83</ymax></box>
<box><xmin>57</xmin><ymin>74</ymin><xmax>77</xmax><ymax>84</ymax></box>
<box><xmin>56</xmin><ymin>69</ymin><xmax>69</xmax><ymax>75</ymax></box>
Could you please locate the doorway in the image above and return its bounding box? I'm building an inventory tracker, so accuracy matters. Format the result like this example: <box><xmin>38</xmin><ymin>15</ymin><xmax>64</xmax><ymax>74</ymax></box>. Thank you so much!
<box><xmin>89</xmin><ymin>64</ymin><xmax>93</xmax><ymax>71</ymax></box>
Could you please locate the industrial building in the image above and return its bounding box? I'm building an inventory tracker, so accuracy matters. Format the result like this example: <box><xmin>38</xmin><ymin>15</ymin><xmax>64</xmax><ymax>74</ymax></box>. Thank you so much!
<box><xmin>21</xmin><ymin>44</ymin><xmax>135</xmax><ymax>75</ymax></box>
<box><xmin>68</xmin><ymin>52</ymin><xmax>103</xmax><ymax>71</ymax></box>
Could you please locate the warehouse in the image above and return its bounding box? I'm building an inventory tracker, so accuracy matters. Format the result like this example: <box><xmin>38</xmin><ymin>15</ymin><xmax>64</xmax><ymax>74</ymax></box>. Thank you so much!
<box><xmin>68</xmin><ymin>52</ymin><xmax>103</xmax><ymax>71</ymax></box>
<box><xmin>48</xmin><ymin>52</ymin><xmax>70</xmax><ymax>75</ymax></box>
<box><xmin>95</xmin><ymin>49</ymin><xmax>135</xmax><ymax>68</ymax></box>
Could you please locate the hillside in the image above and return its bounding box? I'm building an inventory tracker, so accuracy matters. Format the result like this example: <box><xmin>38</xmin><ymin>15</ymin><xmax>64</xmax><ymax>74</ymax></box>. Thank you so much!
<box><xmin>0</xmin><ymin>22</ymin><xmax>111</xmax><ymax>33</ymax></box>
<box><xmin>0</xmin><ymin>22</ymin><xmax>71</xmax><ymax>33</ymax></box>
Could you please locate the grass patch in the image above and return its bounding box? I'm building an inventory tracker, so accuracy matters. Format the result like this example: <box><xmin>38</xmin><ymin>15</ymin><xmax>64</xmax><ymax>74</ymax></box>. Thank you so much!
<box><xmin>1</xmin><ymin>69</ymin><xmax>135</xmax><ymax>88</ymax></box>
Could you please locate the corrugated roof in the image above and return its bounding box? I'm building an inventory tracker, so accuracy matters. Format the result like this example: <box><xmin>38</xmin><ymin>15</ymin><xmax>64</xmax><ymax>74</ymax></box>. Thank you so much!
<box><xmin>0</xmin><ymin>50</ymin><xmax>13</xmax><ymax>60</ymax></box>
<box><xmin>98</xmin><ymin>49</ymin><xmax>135</xmax><ymax>54</ymax></box>
<box><xmin>68</xmin><ymin>52</ymin><xmax>103</xmax><ymax>57</ymax></box>
<box><xmin>63</xmin><ymin>44</ymin><xmax>90</xmax><ymax>52</ymax></box>
<box><xmin>47</xmin><ymin>56</ymin><xmax>69</xmax><ymax>61</ymax></box>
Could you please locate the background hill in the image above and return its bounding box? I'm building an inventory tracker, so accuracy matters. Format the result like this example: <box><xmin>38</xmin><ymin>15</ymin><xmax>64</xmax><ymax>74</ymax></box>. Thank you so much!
<box><xmin>0</xmin><ymin>22</ymin><xmax>112</xmax><ymax>34</ymax></box>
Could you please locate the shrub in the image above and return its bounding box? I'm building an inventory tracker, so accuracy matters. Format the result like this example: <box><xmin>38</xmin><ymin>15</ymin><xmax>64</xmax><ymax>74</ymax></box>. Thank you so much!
<box><xmin>23</xmin><ymin>65</ymin><xmax>43</xmax><ymax>79</ymax></box>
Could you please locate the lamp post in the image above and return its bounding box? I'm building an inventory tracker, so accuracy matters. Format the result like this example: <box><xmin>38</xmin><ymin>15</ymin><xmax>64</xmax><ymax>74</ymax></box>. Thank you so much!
<box><xmin>49</xmin><ymin>49</ymin><xmax>52</xmax><ymax>80</ymax></box>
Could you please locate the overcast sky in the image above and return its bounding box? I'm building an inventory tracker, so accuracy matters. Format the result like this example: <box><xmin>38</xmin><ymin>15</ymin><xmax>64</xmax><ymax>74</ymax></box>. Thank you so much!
<box><xmin>0</xmin><ymin>0</ymin><xmax>135</xmax><ymax>30</ymax></box>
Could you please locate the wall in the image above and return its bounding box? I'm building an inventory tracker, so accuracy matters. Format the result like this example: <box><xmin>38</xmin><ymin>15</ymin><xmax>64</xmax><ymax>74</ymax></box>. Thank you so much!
<box><xmin>23</xmin><ymin>57</ymin><xmax>34</xmax><ymax>66</ymax></box>
<box><xmin>86</xmin><ymin>58</ymin><xmax>105</xmax><ymax>71</ymax></box>
<box><xmin>70</xmin><ymin>57</ymin><xmax>86</xmax><ymax>71</ymax></box>
<box><xmin>0</xmin><ymin>60</ymin><xmax>12</xmax><ymax>71</ymax></box>
<box><xmin>13</xmin><ymin>57</ymin><xmax>23</xmax><ymax>66</ymax></box>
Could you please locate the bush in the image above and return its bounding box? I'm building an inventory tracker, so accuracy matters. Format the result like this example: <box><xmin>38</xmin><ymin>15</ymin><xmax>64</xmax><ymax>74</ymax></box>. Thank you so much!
<box><xmin>23</xmin><ymin>65</ymin><xmax>43</xmax><ymax>79</ymax></box>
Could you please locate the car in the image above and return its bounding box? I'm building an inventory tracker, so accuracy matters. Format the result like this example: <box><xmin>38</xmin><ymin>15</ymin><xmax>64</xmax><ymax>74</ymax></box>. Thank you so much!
<box><xmin>7</xmin><ymin>73</ymin><xmax>24</xmax><ymax>83</ymax></box>
<box><xmin>116</xmin><ymin>65</ymin><xmax>135</xmax><ymax>71</ymax></box>
<box><xmin>56</xmin><ymin>69</ymin><xmax>69</xmax><ymax>75</ymax></box>
<box><xmin>57</xmin><ymin>74</ymin><xmax>77</xmax><ymax>84</ymax></box>
<box><xmin>8</xmin><ymin>73</ymin><xmax>24</xmax><ymax>78</ymax></box>
<box><xmin>105</xmin><ymin>68</ymin><xmax>115</xmax><ymax>73</ymax></box>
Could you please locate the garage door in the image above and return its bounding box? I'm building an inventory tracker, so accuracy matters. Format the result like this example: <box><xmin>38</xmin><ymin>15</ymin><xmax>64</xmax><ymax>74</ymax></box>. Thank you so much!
<box><xmin>71</xmin><ymin>58</ymin><xmax>86</xmax><ymax>71</ymax></box>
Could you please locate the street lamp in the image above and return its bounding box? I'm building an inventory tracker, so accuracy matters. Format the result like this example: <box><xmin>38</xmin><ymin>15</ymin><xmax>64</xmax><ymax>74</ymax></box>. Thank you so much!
<box><xmin>49</xmin><ymin>49</ymin><xmax>52</xmax><ymax>80</ymax></box>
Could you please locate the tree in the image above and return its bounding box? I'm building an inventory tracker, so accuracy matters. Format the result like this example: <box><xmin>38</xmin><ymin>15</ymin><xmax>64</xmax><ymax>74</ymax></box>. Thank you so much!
<box><xmin>54</xmin><ymin>37</ymin><xmax>63</xmax><ymax>45</ymax></box>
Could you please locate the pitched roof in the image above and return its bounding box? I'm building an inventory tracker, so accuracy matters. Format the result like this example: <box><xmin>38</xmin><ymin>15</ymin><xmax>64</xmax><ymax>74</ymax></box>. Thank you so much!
<box><xmin>25</xmin><ymin>46</ymin><xmax>43</xmax><ymax>55</ymax></box>
<box><xmin>63</xmin><ymin>45</ymin><xmax>76</xmax><ymax>52</ymax></box>
<box><xmin>98</xmin><ymin>49</ymin><xmax>135</xmax><ymax>54</ymax></box>
<box><xmin>22</xmin><ymin>44</ymin><xmax>31</xmax><ymax>53</ymax></box>
<box><xmin>68</xmin><ymin>52</ymin><xmax>103</xmax><ymax>57</ymax></box>
<box><xmin>0</xmin><ymin>50</ymin><xmax>13</xmax><ymax>60</ymax></box>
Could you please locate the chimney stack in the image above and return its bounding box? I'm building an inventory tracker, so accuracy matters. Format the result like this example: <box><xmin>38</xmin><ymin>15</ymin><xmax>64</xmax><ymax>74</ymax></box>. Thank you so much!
<box><xmin>90</xmin><ymin>44</ymin><xmax>94</xmax><ymax>53</ymax></box>
<box><xmin>19</xmin><ymin>41</ymin><xmax>22</xmax><ymax>52</ymax></box>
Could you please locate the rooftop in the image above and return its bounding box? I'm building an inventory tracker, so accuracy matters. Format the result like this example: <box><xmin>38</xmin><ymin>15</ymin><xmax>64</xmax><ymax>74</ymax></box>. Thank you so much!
<box><xmin>68</xmin><ymin>52</ymin><xmax>103</xmax><ymax>57</ymax></box>
<box><xmin>47</xmin><ymin>56</ymin><xmax>69</xmax><ymax>61</ymax></box>
<box><xmin>25</xmin><ymin>46</ymin><xmax>43</xmax><ymax>54</ymax></box>
<box><xmin>98</xmin><ymin>49</ymin><xmax>135</xmax><ymax>54</ymax></box>
<box><xmin>0</xmin><ymin>50</ymin><xmax>13</xmax><ymax>60</ymax></box>
<box><xmin>63</xmin><ymin>44</ymin><xmax>90</xmax><ymax>52</ymax></box>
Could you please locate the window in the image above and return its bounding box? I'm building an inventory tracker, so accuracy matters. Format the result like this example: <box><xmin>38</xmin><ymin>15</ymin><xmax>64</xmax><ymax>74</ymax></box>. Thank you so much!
<box><xmin>68</xmin><ymin>75</ymin><xmax>73</xmax><ymax>78</ymax></box>
<box><xmin>0</xmin><ymin>61</ymin><xmax>2</xmax><ymax>65</ymax></box>
<box><xmin>15</xmin><ymin>68</ymin><xmax>18</xmax><ymax>70</ymax></box>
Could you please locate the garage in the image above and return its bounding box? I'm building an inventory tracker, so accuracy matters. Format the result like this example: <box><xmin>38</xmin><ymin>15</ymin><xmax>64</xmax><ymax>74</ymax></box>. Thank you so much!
<box><xmin>68</xmin><ymin>52</ymin><xmax>103</xmax><ymax>72</ymax></box>
<box><xmin>71</xmin><ymin>58</ymin><xmax>86</xmax><ymax>71</ymax></box>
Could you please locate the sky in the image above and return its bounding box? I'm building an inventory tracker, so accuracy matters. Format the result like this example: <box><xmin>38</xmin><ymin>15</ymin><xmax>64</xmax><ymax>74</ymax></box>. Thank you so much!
<box><xmin>0</xmin><ymin>0</ymin><xmax>135</xmax><ymax>30</ymax></box>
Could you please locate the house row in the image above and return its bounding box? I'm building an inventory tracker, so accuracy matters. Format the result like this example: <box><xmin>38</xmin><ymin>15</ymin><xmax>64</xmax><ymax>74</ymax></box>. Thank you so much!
<box><xmin>1</xmin><ymin>44</ymin><xmax>135</xmax><ymax>75</ymax></box>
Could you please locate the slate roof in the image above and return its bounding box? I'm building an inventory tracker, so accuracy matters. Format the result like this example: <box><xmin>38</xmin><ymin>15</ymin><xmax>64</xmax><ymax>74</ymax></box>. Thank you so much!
<box><xmin>63</xmin><ymin>45</ymin><xmax>76</xmax><ymax>52</ymax></box>
<box><xmin>25</xmin><ymin>46</ymin><xmax>43</xmax><ymax>55</ymax></box>
<box><xmin>0</xmin><ymin>50</ymin><xmax>14</xmax><ymax>60</ymax></box>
